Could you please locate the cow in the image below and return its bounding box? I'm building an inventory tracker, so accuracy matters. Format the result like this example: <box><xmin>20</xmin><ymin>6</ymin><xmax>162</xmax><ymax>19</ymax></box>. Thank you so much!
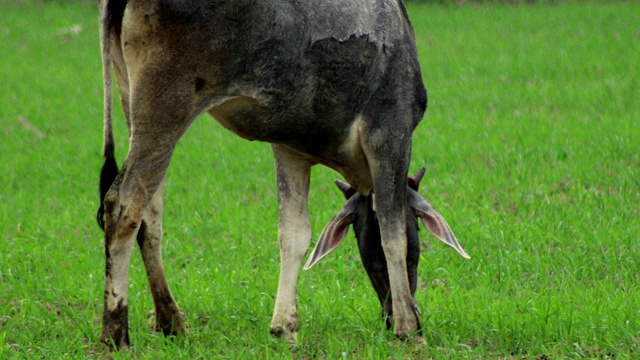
<box><xmin>96</xmin><ymin>0</ymin><xmax>469</xmax><ymax>350</ymax></box>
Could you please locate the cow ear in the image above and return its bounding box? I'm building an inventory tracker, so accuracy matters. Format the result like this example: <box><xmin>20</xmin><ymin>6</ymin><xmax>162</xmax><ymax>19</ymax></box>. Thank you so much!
<box><xmin>304</xmin><ymin>194</ymin><xmax>359</xmax><ymax>269</ymax></box>
<box><xmin>408</xmin><ymin>188</ymin><xmax>470</xmax><ymax>259</ymax></box>
<box><xmin>408</xmin><ymin>167</ymin><xmax>426</xmax><ymax>191</ymax></box>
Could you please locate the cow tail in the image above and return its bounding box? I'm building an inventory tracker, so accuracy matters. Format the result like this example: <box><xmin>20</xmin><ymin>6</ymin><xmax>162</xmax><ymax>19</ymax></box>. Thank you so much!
<box><xmin>97</xmin><ymin>0</ymin><xmax>119</xmax><ymax>231</ymax></box>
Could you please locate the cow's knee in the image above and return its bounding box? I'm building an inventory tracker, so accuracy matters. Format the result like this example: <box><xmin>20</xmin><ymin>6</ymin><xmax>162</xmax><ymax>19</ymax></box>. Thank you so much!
<box><xmin>104</xmin><ymin>178</ymin><xmax>147</xmax><ymax>242</ymax></box>
<box><xmin>103</xmin><ymin>185</ymin><xmax>121</xmax><ymax>228</ymax></box>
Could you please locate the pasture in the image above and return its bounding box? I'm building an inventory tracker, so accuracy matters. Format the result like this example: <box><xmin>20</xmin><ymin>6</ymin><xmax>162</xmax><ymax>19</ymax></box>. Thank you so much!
<box><xmin>1</xmin><ymin>1</ymin><xmax>638</xmax><ymax>358</ymax></box>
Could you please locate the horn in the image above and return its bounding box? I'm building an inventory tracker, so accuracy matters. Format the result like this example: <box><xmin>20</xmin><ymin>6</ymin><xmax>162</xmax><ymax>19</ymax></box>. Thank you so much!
<box><xmin>408</xmin><ymin>167</ymin><xmax>426</xmax><ymax>191</ymax></box>
<box><xmin>334</xmin><ymin>179</ymin><xmax>356</xmax><ymax>199</ymax></box>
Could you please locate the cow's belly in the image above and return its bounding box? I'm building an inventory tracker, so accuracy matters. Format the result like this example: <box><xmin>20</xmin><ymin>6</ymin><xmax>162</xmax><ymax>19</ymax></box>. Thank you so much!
<box><xmin>208</xmin><ymin>96</ymin><xmax>267</xmax><ymax>141</ymax></box>
<box><xmin>208</xmin><ymin>99</ymin><xmax>374</xmax><ymax>195</ymax></box>
<box><xmin>208</xmin><ymin>90</ymin><xmax>354</xmax><ymax>151</ymax></box>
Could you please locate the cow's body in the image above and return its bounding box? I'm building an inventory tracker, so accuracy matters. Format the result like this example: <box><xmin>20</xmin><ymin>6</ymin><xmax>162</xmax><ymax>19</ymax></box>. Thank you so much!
<box><xmin>97</xmin><ymin>0</ymin><xmax>467</xmax><ymax>349</ymax></box>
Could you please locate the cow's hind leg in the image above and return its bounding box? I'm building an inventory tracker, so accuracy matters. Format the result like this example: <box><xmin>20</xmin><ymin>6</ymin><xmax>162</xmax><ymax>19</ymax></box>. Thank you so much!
<box><xmin>100</xmin><ymin>170</ymin><xmax>136</xmax><ymax>350</ymax></box>
<box><xmin>100</xmin><ymin>73</ymin><xmax>199</xmax><ymax>349</ymax></box>
<box><xmin>136</xmin><ymin>183</ymin><xmax>185</xmax><ymax>337</ymax></box>
<box><xmin>101</xmin><ymin>134</ymin><xmax>190</xmax><ymax>349</ymax></box>
<box><xmin>269</xmin><ymin>144</ymin><xmax>313</xmax><ymax>342</ymax></box>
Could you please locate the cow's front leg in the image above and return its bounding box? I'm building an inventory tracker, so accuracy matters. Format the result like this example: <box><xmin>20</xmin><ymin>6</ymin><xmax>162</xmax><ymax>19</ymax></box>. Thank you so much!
<box><xmin>375</xmin><ymin>188</ymin><xmax>422</xmax><ymax>340</ymax></box>
<box><xmin>364</xmin><ymin>130</ymin><xmax>422</xmax><ymax>341</ymax></box>
<box><xmin>269</xmin><ymin>144</ymin><xmax>312</xmax><ymax>342</ymax></box>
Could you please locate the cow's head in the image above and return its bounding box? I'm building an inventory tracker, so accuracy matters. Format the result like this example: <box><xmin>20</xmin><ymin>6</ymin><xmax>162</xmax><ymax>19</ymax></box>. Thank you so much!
<box><xmin>304</xmin><ymin>168</ymin><xmax>469</xmax><ymax>326</ymax></box>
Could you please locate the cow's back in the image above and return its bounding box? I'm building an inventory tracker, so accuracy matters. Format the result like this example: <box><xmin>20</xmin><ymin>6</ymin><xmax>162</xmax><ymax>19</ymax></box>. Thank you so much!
<box><xmin>120</xmin><ymin>0</ymin><xmax>423</xmax><ymax>157</ymax></box>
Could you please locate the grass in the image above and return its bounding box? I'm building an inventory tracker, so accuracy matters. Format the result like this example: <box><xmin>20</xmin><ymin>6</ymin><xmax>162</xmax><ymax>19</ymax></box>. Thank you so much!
<box><xmin>1</xmin><ymin>0</ymin><xmax>638</xmax><ymax>358</ymax></box>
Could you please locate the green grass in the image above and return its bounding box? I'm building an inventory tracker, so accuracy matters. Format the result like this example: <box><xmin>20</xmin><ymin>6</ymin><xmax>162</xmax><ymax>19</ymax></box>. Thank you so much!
<box><xmin>1</xmin><ymin>1</ymin><xmax>639</xmax><ymax>358</ymax></box>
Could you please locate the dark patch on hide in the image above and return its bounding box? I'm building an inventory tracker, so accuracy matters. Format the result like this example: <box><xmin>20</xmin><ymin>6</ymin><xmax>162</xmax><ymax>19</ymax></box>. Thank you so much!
<box><xmin>306</xmin><ymin>35</ymin><xmax>379</xmax><ymax>119</ymax></box>
<box><xmin>101</xmin><ymin>298</ymin><xmax>130</xmax><ymax>349</ymax></box>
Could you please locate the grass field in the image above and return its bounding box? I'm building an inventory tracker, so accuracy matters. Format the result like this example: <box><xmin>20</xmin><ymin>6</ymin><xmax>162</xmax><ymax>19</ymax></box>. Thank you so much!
<box><xmin>1</xmin><ymin>1</ymin><xmax>638</xmax><ymax>358</ymax></box>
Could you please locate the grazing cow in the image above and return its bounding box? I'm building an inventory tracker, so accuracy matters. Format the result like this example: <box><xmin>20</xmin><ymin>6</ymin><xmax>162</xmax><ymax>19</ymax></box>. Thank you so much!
<box><xmin>305</xmin><ymin>168</ymin><xmax>469</xmax><ymax>329</ymax></box>
<box><xmin>96</xmin><ymin>0</ymin><xmax>469</xmax><ymax>350</ymax></box>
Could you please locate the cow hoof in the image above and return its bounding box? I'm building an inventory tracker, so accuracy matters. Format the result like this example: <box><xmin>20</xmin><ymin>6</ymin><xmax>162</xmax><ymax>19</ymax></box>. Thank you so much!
<box><xmin>101</xmin><ymin>308</ymin><xmax>131</xmax><ymax>351</ymax></box>
<box><xmin>393</xmin><ymin>317</ymin><xmax>422</xmax><ymax>341</ymax></box>
<box><xmin>151</xmin><ymin>311</ymin><xmax>187</xmax><ymax>337</ymax></box>
<box><xmin>270</xmin><ymin>325</ymin><xmax>298</xmax><ymax>343</ymax></box>
<box><xmin>100</xmin><ymin>332</ymin><xmax>131</xmax><ymax>351</ymax></box>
